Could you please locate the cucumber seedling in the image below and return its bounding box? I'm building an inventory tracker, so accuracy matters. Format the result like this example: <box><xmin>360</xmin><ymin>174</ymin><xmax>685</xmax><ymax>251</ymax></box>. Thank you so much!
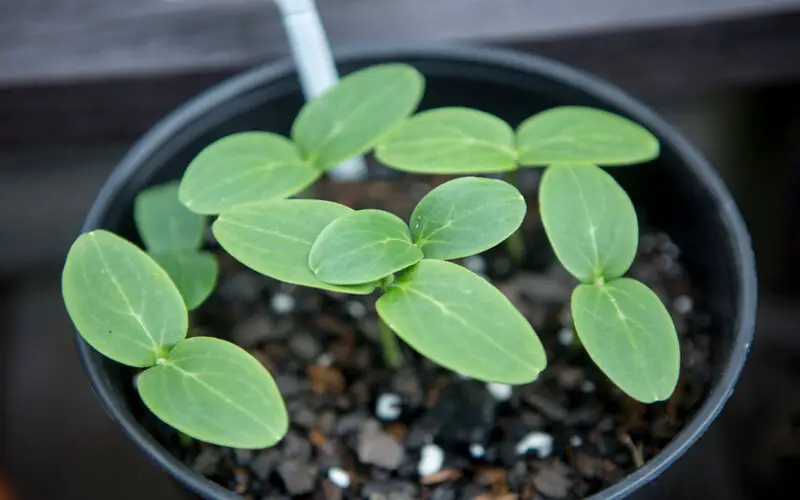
<box><xmin>62</xmin><ymin>63</ymin><xmax>679</xmax><ymax>450</ymax></box>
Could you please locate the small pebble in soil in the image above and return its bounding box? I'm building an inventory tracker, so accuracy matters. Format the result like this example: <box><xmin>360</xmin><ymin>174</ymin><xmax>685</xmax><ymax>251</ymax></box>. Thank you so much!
<box><xmin>251</xmin><ymin>449</ymin><xmax>281</xmax><ymax>481</ymax></box>
<box><xmin>274</xmin><ymin>374</ymin><xmax>312</xmax><ymax>399</ymax></box>
<box><xmin>277</xmin><ymin>460</ymin><xmax>316</xmax><ymax>496</ymax></box>
<box><xmin>358</xmin><ymin>420</ymin><xmax>405</xmax><ymax>469</ymax></box>
<box><xmin>557</xmin><ymin>327</ymin><xmax>574</xmax><ymax>346</ymax></box>
<box><xmin>486</xmin><ymin>382</ymin><xmax>513</xmax><ymax>402</ymax></box>
<box><xmin>283</xmin><ymin>430</ymin><xmax>313</xmax><ymax>461</ymax></box>
<box><xmin>271</xmin><ymin>292</ymin><xmax>295</xmax><ymax>314</ymax></box>
<box><xmin>375</xmin><ymin>393</ymin><xmax>403</xmax><ymax>421</ymax></box>
<box><xmin>534</xmin><ymin>461</ymin><xmax>572</xmax><ymax>498</ymax></box>
<box><xmin>555</xmin><ymin>366</ymin><xmax>585</xmax><ymax>391</ymax></box>
<box><xmin>316</xmin><ymin>352</ymin><xmax>334</xmax><ymax>367</ymax></box>
<box><xmin>674</xmin><ymin>295</ymin><xmax>693</xmax><ymax>314</ymax></box>
<box><xmin>469</xmin><ymin>443</ymin><xmax>485</xmax><ymax>459</ymax></box>
<box><xmin>412</xmin><ymin>381</ymin><xmax>497</xmax><ymax>446</ymax></box>
<box><xmin>327</xmin><ymin>467</ymin><xmax>351</xmax><ymax>489</ymax></box>
<box><xmin>192</xmin><ymin>447</ymin><xmax>221</xmax><ymax>475</ymax></box>
<box><xmin>429</xmin><ymin>484</ymin><xmax>457</xmax><ymax>500</ymax></box>
<box><xmin>231</xmin><ymin>315</ymin><xmax>280</xmax><ymax>347</ymax></box>
<box><xmin>289</xmin><ymin>333</ymin><xmax>322</xmax><ymax>361</ymax></box>
<box><xmin>392</xmin><ymin>367</ymin><xmax>424</xmax><ymax>407</ymax></box>
<box><xmin>523</xmin><ymin>390</ymin><xmax>568</xmax><ymax>422</ymax></box>
<box><xmin>570</xmin><ymin>435</ymin><xmax>584</xmax><ymax>448</ymax></box>
<box><xmin>516</xmin><ymin>431</ymin><xmax>554</xmax><ymax>458</ymax></box>
<box><xmin>333</xmin><ymin>411</ymin><xmax>368</xmax><ymax>437</ymax></box>
<box><xmin>581</xmin><ymin>380</ymin><xmax>596</xmax><ymax>393</ymax></box>
<box><xmin>362</xmin><ymin>480</ymin><xmax>417</xmax><ymax>500</ymax></box>
<box><xmin>345</xmin><ymin>300</ymin><xmax>367</xmax><ymax>318</ymax></box>
<box><xmin>506</xmin><ymin>460</ymin><xmax>528</xmax><ymax>491</ymax></box>
<box><xmin>418</xmin><ymin>443</ymin><xmax>445</xmax><ymax>477</ymax></box>
<box><xmin>463</xmin><ymin>255</ymin><xmax>487</xmax><ymax>275</ymax></box>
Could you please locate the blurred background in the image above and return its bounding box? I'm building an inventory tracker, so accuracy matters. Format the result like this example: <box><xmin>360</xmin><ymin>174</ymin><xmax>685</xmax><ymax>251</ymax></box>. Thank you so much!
<box><xmin>1</xmin><ymin>1</ymin><xmax>799</xmax><ymax>499</ymax></box>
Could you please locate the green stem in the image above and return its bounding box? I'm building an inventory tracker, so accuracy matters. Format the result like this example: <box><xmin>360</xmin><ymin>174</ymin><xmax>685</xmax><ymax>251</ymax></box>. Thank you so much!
<box><xmin>378</xmin><ymin>317</ymin><xmax>404</xmax><ymax>369</ymax></box>
<box><xmin>504</xmin><ymin>168</ymin><xmax>526</xmax><ymax>265</ymax></box>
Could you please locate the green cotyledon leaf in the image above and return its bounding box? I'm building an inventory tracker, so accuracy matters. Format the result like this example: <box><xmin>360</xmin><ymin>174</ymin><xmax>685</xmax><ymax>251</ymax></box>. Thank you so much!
<box><xmin>539</xmin><ymin>164</ymin><xmax>638</xmax><ymax>284</ymax></box>
<box><xmin>137</xmin><ymin>336</ymin><xmax>288</xmax><ymax>448</ymax></box>
<box><xmin>517</xmin><ymin>106</ymin><xmax>659</xmax><ymax>167</ymax></box>
<box><xmin>374</xmin><ymin>107</ymin><xmax>517</xmax><ymax>174</ymax></box>
<box><xmin>571</xmin><ymin>278</ymin><xmax>680</xmax><ymax>403</ymax></box>
<box><xmin>410</xmin><ymin>176</ymin><xmax>526</xmax><ymax>260</ymax></box>
<box><xmin>178</xmin><ymin>132</ymin><xmax>320</xmax><ymax>215</ymax></box>
<box><xmin>212</xmin><ymin>199</ymin><xmax>376</xmax><ymax>294</ymax></box>
<box><xmin>134</xmin><ymin>181</ymin><xmax>205</xmax><ymax>253</ymax></box>
<box><xmin>377</xmin><ymin>259</ymin><xmax>546</xmax><ymax>384</ymax></box>
<box><xmin>309</xmin><ymin>209</ymin><xmax>423</xmax><ymax>285</ymax></box>
<box><xmin>291</xmin><ymin>63</ymin><xmax>425</xmax><ymax>171</ymax></box>
<box><xmin>152</xmin><ymin>251</ymin><xmax>219</xmax><ymax>311</ymax></box>
<box><xmin>62</xmin><ymin>230</ymin><xmax>188</xmax><ymax>367</ymax></box>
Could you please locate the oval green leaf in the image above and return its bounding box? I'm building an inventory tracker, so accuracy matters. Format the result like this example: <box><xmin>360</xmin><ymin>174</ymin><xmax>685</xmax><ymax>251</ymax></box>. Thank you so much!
<box><xmin>178</xmin><ymin>132</ymin><xmax>320</xmax><ymax>215</ymax></box>
<box><xmin>62</xmin><ymin>230</ymin><xmax>188</xmax><ymax>367</ymax></box>
<box><xmin>291</xmin><ymin>63</ymin><xmax>425</xmax><ymax>171</ymax></box>
<box><xmin>517</xmin><ymin>106</ymin><xmax>659</xmax><ymax>166</ymax></box>
<box><xmin>377</xmin><ymin>260</ymin><xmax>545</xmax><ymax>384</ymax></box>
<box><xmin>309</xmin><ymin>209</ymin><xmax>423</xmax><ymax>285</ymax></box>
<box><xmin>540</xmin><ymin>164</ymin><xmax>638</xmax><ymax>283</ymax></box>
<box><xmin>152</xmin><ymin>251</ymin><xmax>219</xmax><ymax>311</ymax></box>
<box><xmin>137</xmin><ymin>336</ymin><xmax>288</xmax><ymax>448</ymax></box>
<box><xmin>374</xmin><ymin>107</ymin><xmax>517</xmax><ymax>174</ymax></box>
<box><xmin>571</xmin><ymin>278</ymin><xmax>680</xmax><ymax>403</ymax></box>
<box><xmin>410</xmin><ymin>177</ymin><xmax>526</xmax><ymax>260</ymax></box>
<box><xmin>212</xmin><ymin>200</ymin><xmax>376</xmax><ymax>294</ymax></box>
<box><xmin>134</xmin><ymin>181</ymin><xmax>205</xmax><ymax>253</ymax></box>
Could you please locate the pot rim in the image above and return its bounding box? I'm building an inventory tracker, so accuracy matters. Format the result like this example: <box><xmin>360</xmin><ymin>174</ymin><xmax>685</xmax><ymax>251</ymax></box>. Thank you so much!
<box><xmin>75</xmin><ymin>42</ymin><xmax>757</xmax><ymax>500</ymax></box>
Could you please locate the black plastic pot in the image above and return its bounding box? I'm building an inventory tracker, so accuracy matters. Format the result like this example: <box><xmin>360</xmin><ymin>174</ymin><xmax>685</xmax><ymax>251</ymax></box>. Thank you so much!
<box><xmin>75</xmin><ymin>44</ymin><xmax>757</xmax><ymax>499</ymax></box>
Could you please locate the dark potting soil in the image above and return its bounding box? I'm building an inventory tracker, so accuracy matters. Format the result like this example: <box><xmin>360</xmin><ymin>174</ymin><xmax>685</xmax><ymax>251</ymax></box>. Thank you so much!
<box><xmin>135</xmin><ymin>170</ymin><xmax>715</xmax><ymax>499</ymax></box>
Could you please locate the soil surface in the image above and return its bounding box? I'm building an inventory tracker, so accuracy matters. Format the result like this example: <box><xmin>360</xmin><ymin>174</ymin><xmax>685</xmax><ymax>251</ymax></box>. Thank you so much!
<box><xmin>136</xmin><ymin>170</ymin><xmax>715</xmax><ymax>499</ymax></box>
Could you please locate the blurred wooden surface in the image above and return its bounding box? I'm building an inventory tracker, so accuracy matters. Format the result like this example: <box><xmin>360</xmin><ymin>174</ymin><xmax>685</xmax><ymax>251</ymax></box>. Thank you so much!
<box><xmin>1</xmin><ymin>4</ymin><xmax>798</xmax><ymax>499</ymax></box>
<box><xmin>2</xmin><ymin>0</ymin><xmax>798</xmax><ymax>86</ymax></box>
<box><xmin>2</xmin><ymin>10</ymin><xmax>800</xmax><ymax>148</ymax></box>
<box><xmin>0</xmin><ymin>475</ymin><xmax>14</xmax><ymax>500</ymax></box>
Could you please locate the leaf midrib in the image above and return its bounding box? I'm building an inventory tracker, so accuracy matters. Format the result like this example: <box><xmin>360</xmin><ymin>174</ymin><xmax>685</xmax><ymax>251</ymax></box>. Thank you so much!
<box><xmin>593</xmin><ymin>284</ymin><xmax>658</xmax><ymax>400</ymax></box>
<box><xmin>313</xmin><ymin>237</ymin><xmax>414</xmax><ymax>272</ymax></box>
<box><xmin>91</xmin><ymin>235</ymin><xmax>160</xmax><ymax>356</ymax></box>
<box><xmin>415</xmin><ymin>195</ymin><xmax>521</xmax><ymax>248</ymax></box>
<box><xmin>385</xmin><ymin>123</ymin><xmax>516</xmax><ymax>160</ymax></box>
<box><xmin>217</xmin><ymin>218</ymin><xmax>309</xmax><ymax>245</ymax></box>
<box><xmin>163</xmin><ymin>361</ymin><xmax>282</xmax><ymax>441</ymax></box>
<box><xmin>397</xmin><ymin>281</ymin><xmax>533</xmax><ymax>372</ymax></box>
<box><xmin>184</xmin><ymin>158</ymin><xmax>312</xmax><ymax>208</ymax></box>
<box><xmin>566</xmin><ymin>168</ymin><xmax>602</xmax><ymax>280</ymax></box>
<box><xmin>304</xmin><ymin>73</ymin><xmax>414</xmax><ymax>163</ymax></box>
